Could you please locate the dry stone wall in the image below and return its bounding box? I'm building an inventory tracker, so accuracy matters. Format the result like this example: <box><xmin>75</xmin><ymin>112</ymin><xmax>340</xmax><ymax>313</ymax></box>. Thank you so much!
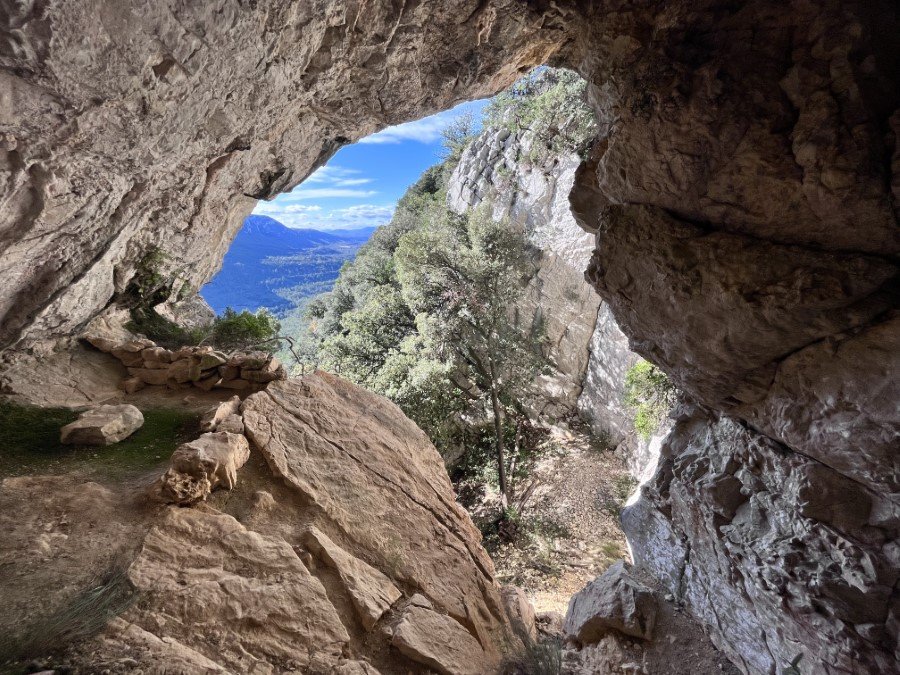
<box><xmin>85</xmin><ymin>335</ymin><xmax>286</xmax><ymax>394</ymax></box>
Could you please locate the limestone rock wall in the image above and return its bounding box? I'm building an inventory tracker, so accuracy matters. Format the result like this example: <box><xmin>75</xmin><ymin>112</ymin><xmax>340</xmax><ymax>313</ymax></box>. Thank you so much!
<box><xmin>447</xmin><ymin>125</ymin><xmax>604</xmax><ymax>420</ymax></box>
<box><xmin>623</xmin><ymin>409</ymin><xmax>898</xmax><ymax>674</ymax></box>
<box><xmin>569</xmin><ymin>2</ymin><xmax>900</xmax><ymax>672</ymax></box>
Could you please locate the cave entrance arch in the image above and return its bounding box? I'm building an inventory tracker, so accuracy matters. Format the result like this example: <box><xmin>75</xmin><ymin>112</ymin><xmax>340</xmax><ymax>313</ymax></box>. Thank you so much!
<box><xmin>2</xmin><ymin>2</ymin><xmax>898</xmax><ymax>673</ymax></box>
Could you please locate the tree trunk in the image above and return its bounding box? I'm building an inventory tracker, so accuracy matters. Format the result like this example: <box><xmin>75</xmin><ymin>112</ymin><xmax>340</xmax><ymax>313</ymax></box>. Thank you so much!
<box><xmin>489</xmin><ymin>380</ymin><xmax>509</xmax><ymax>509</ymax></box>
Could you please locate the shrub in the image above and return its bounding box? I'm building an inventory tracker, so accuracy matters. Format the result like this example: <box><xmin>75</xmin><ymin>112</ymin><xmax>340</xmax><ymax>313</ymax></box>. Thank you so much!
<box><xmin>125</xmin><ymin>307</ymin><xmax>204</xmax><ymax>348</ymax></box>
<box><xmin>623</xmin><ymin>359</ymin><xmax>677</xmax><ymax>440</ymax></box>
<box><xmin>126</xmin><ymin>307</ymin><xmax>280</xmax><ymax>352</ymax></box>
<box><xmin>207</xmin><ymin>307</ymin><xmax>280</xmax><ymax>351</ymax></box>
<box><xmin>484</xmin><ymin>67</ymin><xmax>597</xmax><ymax>160</ymax></box>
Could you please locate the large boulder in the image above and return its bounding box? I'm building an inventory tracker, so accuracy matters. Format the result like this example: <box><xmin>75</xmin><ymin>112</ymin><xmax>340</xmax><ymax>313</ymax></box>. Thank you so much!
<box><xmin>242</xmin><ymin>373</ymin><xmax>517</xmax><ymax>667</ymax></box>
<box><xmin>59</xmin><ymin>404</ymin><xmax>144</xmax><ymax>445</ymax></box>
<box><xmin>157</xmin><ymin>431</ymin><xmax>250</xmax><ymax>505</ymax></box>
<box><xmin>564</xmin><ymin>561</ymin><xmax>658</xmax><ymax>643</ymax></box>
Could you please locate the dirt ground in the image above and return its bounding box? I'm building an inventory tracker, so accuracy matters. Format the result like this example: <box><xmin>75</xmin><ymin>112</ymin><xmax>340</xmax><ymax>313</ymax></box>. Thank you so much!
<box><xmin>459</xmin><ymin>423</ymin><xmax>741</xmax><ymax>675</ymax></box>
<box><xmin>459</xmin><ymin>424</ymin><xmax>634</xmax><ymax>614</ymax></box>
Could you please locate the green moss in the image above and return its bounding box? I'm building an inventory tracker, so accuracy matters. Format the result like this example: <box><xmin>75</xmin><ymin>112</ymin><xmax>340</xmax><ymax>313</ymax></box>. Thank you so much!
<box><xmin>0</xmin><ymin>402</ymin><xmax>199</xmax><ymax>479</ymax></box>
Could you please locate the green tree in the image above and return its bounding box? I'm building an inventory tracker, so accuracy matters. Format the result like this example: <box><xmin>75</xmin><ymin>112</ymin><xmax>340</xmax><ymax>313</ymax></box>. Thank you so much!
<box><xmin>395</xmin><ymin>206</ymin><xmax>545</xmax><ymax>505</ymax></box>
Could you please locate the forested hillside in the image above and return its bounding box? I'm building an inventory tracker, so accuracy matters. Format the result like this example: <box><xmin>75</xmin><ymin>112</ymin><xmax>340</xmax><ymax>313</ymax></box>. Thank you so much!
<box><xmin>200</xmin><ymin>215</ymin><xmax>375</xmax><ymax>314</ymax></box>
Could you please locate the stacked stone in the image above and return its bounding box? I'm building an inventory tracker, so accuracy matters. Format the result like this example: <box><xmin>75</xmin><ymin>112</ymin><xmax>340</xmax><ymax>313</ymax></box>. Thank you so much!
<box><xmin>85</xmin><ymin>336</ymin><xmax>286</xmax><ymax>394</ymax></box>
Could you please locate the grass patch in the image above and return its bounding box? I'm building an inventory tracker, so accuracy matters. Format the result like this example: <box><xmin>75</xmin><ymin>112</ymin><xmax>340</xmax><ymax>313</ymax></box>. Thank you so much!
<box><xmin>0</xmin><ymin>560</ymin><xmax>136</xmax><ymax>671</ymax></box>
<box><xmin>0</xmin><ymin>401</ymin><xmax>199</xmax><ymax>479</ymax></box>
<box><xmin>501</xmin><ymin>637</ymin><xmax>563</xmax><ymax>675</ymax></box>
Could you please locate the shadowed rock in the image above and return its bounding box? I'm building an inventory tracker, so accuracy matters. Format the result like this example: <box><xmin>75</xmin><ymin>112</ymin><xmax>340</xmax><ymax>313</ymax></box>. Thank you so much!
<box><xmin>60</xmin><ymin>404</ymin><xmax>144</xmax><ymax>446</ymax></box>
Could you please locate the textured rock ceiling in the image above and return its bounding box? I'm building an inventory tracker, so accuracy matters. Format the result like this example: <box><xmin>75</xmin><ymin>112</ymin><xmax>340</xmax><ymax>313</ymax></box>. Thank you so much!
<box><xmin>1</xmin><ymin>1</ymin><xmax>898</xmax><ymax>673</ymax></box>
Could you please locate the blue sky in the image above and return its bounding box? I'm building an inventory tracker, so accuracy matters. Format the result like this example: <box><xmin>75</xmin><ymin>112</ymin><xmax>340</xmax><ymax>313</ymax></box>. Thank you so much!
<box><xmin>252</xmin><ymin>98</ymin><xmax>489</xmax><ymax>231</ymax></box>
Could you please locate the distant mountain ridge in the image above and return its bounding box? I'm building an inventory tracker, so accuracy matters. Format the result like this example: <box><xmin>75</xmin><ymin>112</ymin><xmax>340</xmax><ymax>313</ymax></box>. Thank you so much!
<box><xmin>200</xmin><ymin>215</ymin><xmax>375</xmax><ymax>315</ymax></box>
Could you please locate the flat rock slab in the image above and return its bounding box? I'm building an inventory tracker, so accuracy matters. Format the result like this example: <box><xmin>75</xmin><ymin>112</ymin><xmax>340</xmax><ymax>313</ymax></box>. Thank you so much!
<box><xmin>241</xmin><ymin>373</ymin><xmax>510</xmax><ymax>665</ymax></box>
<box><xmin>60</xmin><ymin>404</ymin><xmax>144</xmax><ymax>445</ymax></box>
<box><xmin>391</xmin><ymin>604</ymin><xmax>486</xmax><ymax>675</ymax></box>
<box><xmin>565</xmin><ymin>561</ymin><xmax>658</xmax><ymax>642</ymax></box>
<box><xmin>303</xmin><ymin>526</ymin><xmax>402</xmax><ymax>631</ymax></box>
<box><xmin>126</xmin><ymin>508</ymin><xmax>350</xmax><ymax>671</ymax></box>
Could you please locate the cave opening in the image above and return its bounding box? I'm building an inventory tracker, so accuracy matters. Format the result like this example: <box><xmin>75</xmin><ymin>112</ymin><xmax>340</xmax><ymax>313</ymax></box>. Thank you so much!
<box><xmin>188</xmin><ymin>65</ymin><xmax>664</xmax><ymax>620</ymax></box>
<box><xmin>1</xmin><ymin>1</ymin><xmax>898</xmax><ymax>673</ymax></box>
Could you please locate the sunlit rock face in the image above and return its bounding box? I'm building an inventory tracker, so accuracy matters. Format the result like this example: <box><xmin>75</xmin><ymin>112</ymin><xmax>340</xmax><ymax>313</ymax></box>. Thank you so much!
<box><xmin>447</xmin><ymin>124</ymin><xmax>603</xmax><ymax>420</ymax></box>
<box><xmin>3</xmin><ymin>1</ymin><xmax>898</xmax><ymax>673</ymax></box>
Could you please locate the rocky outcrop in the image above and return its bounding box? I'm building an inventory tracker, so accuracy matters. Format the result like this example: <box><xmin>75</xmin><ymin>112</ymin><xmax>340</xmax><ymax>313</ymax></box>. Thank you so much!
<box><xmin>86</xmin><ymin>336</ymin><xmax>287</xmax><ymax>394</ymax></box>
<box><xmin>0</xmin><ymin>0</ymin><xmax>569</xmax><ymax>351</ymax></box>
<box><xmin>4</xmin><ymin>372</ymin><xmax>525</xmax><ymax>672</ymax></box>
<box><xmin>3</xmin><ymin>1</ymin><xmax>899</xmax><ymax>673</ymax></box>
<box><xmin>241</xmin><ymin>374</ymin><xmax>513</xmax><ymax>660</ymax></box>
<box><xmin>623</xmin><ymin>409</ymin><xmax>898</xmax><ymax>674</ymax></box>
<box><xmin>448</xmin><ymin>123</ymin><xmax>603</xmax><ymax>420</ymax></box>
<box><xmin>60</xmin><ymin>404</ymin><xmax>144</xmax><ymax>445</ymax></box>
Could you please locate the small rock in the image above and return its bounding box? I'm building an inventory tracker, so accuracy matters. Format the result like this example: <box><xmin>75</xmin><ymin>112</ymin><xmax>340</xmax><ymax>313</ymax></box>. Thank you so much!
<box><xmin>199</xmin><ymin>396</ymin><xmax>242</xmax><ymax>432</ymax></box>
<box><xmin>121</xmin><ymin>377</ymin><xmax>146</xmax><ymax>394</ymax></box>
<box><xmin>60</xmin><ymin>404</ymin><xmax>144</xmax><ymax>445</ymax></box>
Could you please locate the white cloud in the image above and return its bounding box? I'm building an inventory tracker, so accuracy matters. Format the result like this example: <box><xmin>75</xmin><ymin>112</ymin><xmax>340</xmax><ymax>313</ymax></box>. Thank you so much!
<box><xmin>252</xmin><ymin>200</ymin><xmax>395</xmax><ymax>231</ymax></box>
<box><xmin>304</xmin><ymin>165</ymin><xmax>373</xmax><ymax>187</ymax></box>
<box><xmin>288</xmin><ymin>188</ymin><xmax>379</xmax><ymax>200</ymax></box>
<box><xmin>359</xmin><ymin>111</ymin><xmax>461</xmax><ymax>145</ymax></box>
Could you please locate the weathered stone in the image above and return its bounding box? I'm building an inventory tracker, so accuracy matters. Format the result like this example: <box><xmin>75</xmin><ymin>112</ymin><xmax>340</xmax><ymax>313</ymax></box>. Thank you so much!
<box><xmin>127</xmin><ymin>367</ymin><xmax>170</xmax><ymax>386</ymax></box>
<box><xmin>168</xmin><ymin>358</ymin><xmax>202</xmax><ymax>384</ymax></box>
<box><xmin>242</xmin><ymin>374</ymin><xmax>514</xmax><ymax>667</ymax></box>
<box><xmin>199</xmin><ymin>396</ymin><xmax>242</xmax><ymax>433</ymax></box>
<box><xmin>157</xmin><ymin>432</ymin><xmax>250</xmax><ymax>505</ymax></box>
<box><xmin>110</xmin><ymin>349</ymin><xmax>145</xmax><ymax>367</ymax></box>
<box><xmin>126</xmin><ymin>508</ymin><xmax>350</xmax><ymax>671</ymax></box>
<box><xmin>141</xmin><ymin>347</ymin><xmax>172</xmax><ymax>364</ymax></box>
<box><xmin>302</xmin><ymin>526</ymin><xmax>402</xmax><ymax>631</ymax></box>
<box><xmin>193</xmin><ymin>374</ymin><xmax>221</xmax><ymax>392</ymax></box>
<box><xmin>60</xmin><ymin>404</ymin><xmax>144</xmax><ymax>446</ymax></box>
<box><xmin>622</xmin><ymin>411</ymin><xmax>899</xmax><ymax>674</ymax></box>
<box><xmin>229</xmin><ymin>352</ymin><xmax>270</xmax><ymax>370</ymax></box>
<box><xmin>218</xmin><ymin>364</ymin><xmax>240</xmax><ymax>381</ymax></box>
<box><xmin>391</xmin><ymin>604</ymin><xmax>486</xmax><ymax>675</ymax></box>
<box><xmin>198</xmin><ymin>352</ymin><xmax>227</xmax><ymax>370</ymax></box>
<box><xmin>564</xmin><ymin>562</ymin><xmax>658</xmax><ymax>643</ymax></box>
<box><xmin>121</xmin><ymin>376</ymin><xmax>145</xmax><ymax>395</ymax></box>
<box><xmin>501</xmin><ymin>585</ymin><xmax>538</xmax><ymax>643</ymax></box>
<box><xmin>216</xmin><ymin>414</ymin><xmax>244</xmax><ymax>435</ymax></box>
